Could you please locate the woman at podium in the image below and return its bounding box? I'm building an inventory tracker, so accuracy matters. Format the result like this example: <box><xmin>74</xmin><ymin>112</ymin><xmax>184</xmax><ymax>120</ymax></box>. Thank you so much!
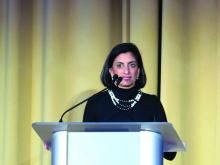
<box><xmin>83</xmin><ymin>43</ymin><xmax>176</xmax><ymax>160</ymax></box>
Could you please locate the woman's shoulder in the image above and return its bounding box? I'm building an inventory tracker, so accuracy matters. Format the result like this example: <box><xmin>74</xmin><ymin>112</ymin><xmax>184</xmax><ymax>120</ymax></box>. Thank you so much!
<box><xmin>140</xmin><ymin>92</ymin><xmax>163</xmax><ymax>105</ymax></box>
<box><xmin>88</xmin><ymin>90</ymin><xmax>109</xmax><ymax>102</ymax></box>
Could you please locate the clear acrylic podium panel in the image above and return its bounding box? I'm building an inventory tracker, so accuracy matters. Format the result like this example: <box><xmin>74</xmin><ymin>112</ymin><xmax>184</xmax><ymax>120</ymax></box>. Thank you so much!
<box><xmin>32</xmin><ymin>122</ymin><xmax>186</xmax><ymax>165</ymax></box>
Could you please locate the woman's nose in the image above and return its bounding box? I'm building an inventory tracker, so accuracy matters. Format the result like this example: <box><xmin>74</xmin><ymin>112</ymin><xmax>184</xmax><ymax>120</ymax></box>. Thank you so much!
<box><xmin>124</xmin><ymin>66</ymin><xmax>130</xmax><ymax>74</ymax></box>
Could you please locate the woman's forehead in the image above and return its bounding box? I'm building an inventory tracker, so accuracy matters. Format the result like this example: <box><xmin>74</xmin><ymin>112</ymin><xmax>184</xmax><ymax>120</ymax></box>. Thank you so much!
<box><xmin>113</xmin><ymin>52</ymin><xmax>136</xmax><ymax>62</ymax></box>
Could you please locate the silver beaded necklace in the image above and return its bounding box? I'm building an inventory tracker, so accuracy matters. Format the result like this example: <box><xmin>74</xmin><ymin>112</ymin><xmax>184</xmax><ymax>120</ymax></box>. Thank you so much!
<box><xmin>108</xmin><ymin>89</ymin><xmax>142</xmax><ymax>111</ymax></box>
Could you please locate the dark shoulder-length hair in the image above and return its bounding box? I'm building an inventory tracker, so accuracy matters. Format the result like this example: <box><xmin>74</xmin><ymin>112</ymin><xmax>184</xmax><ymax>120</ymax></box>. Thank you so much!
<box><xmin>100</xmin><ymin>42</ymin><xmax>147</xmax><ymax>89</ymax></box>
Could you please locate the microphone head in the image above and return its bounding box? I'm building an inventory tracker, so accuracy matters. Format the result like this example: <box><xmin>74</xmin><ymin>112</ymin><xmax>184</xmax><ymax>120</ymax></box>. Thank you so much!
<box><xmin>116</xmin><ymin>77</ymin><xmax>122</xmax><ymax>86</ymax></box>
<box><xmin>112</xmin><ymin>74</ymin><xmax>118</xmax><ymax>83</ymax></box>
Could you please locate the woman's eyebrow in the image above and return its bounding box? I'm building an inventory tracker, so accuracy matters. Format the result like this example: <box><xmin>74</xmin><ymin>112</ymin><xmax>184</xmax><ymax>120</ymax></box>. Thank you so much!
<box><xmin>128</xmin><ymin>61</ymin><xmax>137</xmax><ymax>64</ymax></box>
<box><xmin>114</xmin><ymin>61</ymin><xmax>123</xmax><ymax>64</ymax></box>
<box><xmin>114</xmin><ymin>60</ymin><xmax>137</xmax><ymax>63</ymax></box>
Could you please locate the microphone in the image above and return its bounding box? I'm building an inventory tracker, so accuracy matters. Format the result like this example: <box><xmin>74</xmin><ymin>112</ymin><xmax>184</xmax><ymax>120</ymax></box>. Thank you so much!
<box><xmin>116</xmin><ymin>77</ymin><xmax>122</xmax><ymax>86</ymax></box>
<box><xmin>112</xmin><ymin>74</ymin><xmax>118</xmax><ymax>83</ymax></box>
<box><xmin>58</xmin><ymin>74</ymin><xmax>119</xmax><ymax>122</ymax></box>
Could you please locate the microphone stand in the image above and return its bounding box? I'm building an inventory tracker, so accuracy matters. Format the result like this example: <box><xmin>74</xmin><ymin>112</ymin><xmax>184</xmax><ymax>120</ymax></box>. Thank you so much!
<box><xmin>59</xmin><ymin>87</ymin><xmax>107</xmax><ymax>122</ymax></box>
<box><xmin>58</xmin><ymin>75</ymin><xmax>122</xmax><ymax>122</ymax></box>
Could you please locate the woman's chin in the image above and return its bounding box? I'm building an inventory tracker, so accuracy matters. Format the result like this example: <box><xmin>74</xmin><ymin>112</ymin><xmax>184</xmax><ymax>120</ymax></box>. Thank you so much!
<box><xmin>118</xmin><ymin>83</ymin><xmax>135</xmax><ymax>89</ymax></box>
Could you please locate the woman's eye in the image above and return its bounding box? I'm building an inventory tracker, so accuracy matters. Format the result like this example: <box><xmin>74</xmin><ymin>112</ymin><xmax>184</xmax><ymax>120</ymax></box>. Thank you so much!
<box><xmin>115</xmin><ymin>63</ymin><xmax>123</xmax><ymax>68</ymax></box>
<box><xmin>130</xmin><ymin>63</ymin><xmax>137</xmax><ymax>68</ymax></box>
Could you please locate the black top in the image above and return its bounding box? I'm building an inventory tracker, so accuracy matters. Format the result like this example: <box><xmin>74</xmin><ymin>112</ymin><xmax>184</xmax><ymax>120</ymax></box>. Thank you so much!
<box><xmin>83</xmin><ymin>86</ymin><xmax>176</xmax><ymax>160</ymax></box>
<box><xmin>83</xmin><ymin>85</ymin><xmax>167</xmax><ymax>122</ymax></box>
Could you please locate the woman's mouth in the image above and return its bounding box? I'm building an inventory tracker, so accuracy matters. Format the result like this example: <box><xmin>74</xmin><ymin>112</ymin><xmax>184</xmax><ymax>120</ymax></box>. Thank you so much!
<box><xmin>122</xmin><ymin>77</ymin><xmax>132</xmax><ymax>81</ymax></box>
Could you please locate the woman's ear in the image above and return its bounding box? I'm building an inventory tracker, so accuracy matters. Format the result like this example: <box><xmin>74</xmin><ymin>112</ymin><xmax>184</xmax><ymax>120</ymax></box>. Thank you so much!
<box><xmin>137</xmin><ymin>68</ymin><xmax>140</xmax><ymax>79</ymax></box>
<box><xmin>109</xmin><ymin>68</ymin><xmax>113</xmax><ymax>77</ymax></box>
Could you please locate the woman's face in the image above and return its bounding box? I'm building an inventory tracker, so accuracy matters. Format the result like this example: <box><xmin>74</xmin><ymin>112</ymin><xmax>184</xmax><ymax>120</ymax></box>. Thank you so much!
<box><xmin>109</xmin><ymin>52</ymin><xmax>140</xmax><ymax>89</ymax></box>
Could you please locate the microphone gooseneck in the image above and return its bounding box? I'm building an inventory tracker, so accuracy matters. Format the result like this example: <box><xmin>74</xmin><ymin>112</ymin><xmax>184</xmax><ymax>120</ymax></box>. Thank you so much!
<box><xmin>59</xmin><ymin>87</ymin><xmax>107</xmax><ymax>122</ymax></box>
<box><xmin>58</xmin><ymin>74</ymin><xmax>120</xmax><ymax>122</ymax></box>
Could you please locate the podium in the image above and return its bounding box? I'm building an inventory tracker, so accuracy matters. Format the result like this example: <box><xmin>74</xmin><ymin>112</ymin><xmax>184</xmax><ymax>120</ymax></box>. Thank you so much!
<box><xmin>32</xmin><ymin>122</ymin><xmax>186</xmax><ymax>165</ymax></box>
